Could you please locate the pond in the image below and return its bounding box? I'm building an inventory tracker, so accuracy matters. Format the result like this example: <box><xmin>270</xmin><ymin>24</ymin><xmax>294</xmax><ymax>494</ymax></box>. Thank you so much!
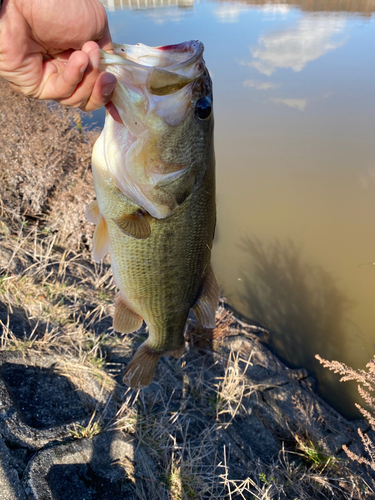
<box><xmin>92</xmin><ymin>0</ymin><xmax>375</xmax><ymax>418</ymax></box>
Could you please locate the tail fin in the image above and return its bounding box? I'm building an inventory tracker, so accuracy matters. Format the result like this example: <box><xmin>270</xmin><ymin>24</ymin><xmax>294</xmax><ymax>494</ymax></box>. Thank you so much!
<box><xmin>123</xmin><ymin>343</ymin><xmax>161</xmax><ymax>389</ymax></box>
<box><xmin>166</xmin><ymin>343</ymin><xmax>185</xmax><ymax>359</ymax></box>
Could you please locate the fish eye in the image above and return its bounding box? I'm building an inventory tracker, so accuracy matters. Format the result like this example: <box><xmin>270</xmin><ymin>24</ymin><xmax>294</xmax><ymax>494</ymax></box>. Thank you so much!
<box><xmin>196</xmin><ymin>97</ymin><xmax>212</xmax><ymax>120</ymax></box>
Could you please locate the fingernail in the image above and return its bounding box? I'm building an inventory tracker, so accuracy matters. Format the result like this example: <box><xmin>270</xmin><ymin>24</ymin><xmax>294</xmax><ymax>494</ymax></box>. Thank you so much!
<box><xmin>80</xmin><ymin>61</ymin><xmax>89</xmax><ymax>74</ymax></box>
<box><xmin>92</xmin><ymin>49</ymin><xmax>100</xmax><ymax>70</ymax></box>
<box><xmin>101</xmin><ymin>73</ymin><xmax>117</xmax><ymax>96</ymax></box>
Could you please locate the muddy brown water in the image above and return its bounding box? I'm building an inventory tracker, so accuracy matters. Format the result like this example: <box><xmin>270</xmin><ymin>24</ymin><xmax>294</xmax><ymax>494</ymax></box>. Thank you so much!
<box><xmin>91</xmin><ymin>0</ymin><xmax>375</xmax><ymax>418</ymax></box>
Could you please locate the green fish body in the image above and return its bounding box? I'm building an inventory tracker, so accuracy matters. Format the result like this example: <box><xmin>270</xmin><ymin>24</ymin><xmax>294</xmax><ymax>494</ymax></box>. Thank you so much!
<box><xmin>87</xmin><ymin>41</ymin><xmax>219</xmax><ymax>388</ymax></box>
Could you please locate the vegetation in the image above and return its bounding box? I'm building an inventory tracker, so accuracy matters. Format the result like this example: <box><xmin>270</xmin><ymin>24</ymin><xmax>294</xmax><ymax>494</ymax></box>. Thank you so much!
<box><xmin>0</xmin><ymin>77</ymin><xmax>97</xmax><ymax>250</ymax></box>
<box><xmin>317</xmin><ymin>354</ymin><xmax>375</xmax><ymax>474</ymax></box>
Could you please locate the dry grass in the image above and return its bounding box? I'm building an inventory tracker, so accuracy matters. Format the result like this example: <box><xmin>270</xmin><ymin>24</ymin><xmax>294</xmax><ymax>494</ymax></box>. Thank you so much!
<box><xmin>111</xmin><ymin>389</ymin><xmax>226</xmax><ymax>499</ymax></box>
<box><xmin>0</xmin><ymin>78</ymin><xmax>97</xmax><ymax>250</ymax></box>
<box><xmin>212</xmin><ymin>349</ymin><xmax>254</xmax><ymax>427</ymax></box>
<box><xmin>317</xmin><ymin>354</ymin><xmax>375</xmax><ymax>475</ymax></box>
<box><xmin>0</xmin><ymin>226</ymin><xmax>115</xmax><ymax>330</ymax></box>
<box><xmin>219</xmin><ymin>441</ymin><xmax>374</xmax><ymax>500</ymax></box>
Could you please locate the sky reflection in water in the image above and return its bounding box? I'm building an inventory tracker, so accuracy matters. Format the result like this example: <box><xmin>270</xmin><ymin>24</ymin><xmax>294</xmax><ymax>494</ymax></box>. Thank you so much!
<box><xmin>95</xmin><ymin>0</ymin><xmax>375</xmax><ymax>418</ymax></box>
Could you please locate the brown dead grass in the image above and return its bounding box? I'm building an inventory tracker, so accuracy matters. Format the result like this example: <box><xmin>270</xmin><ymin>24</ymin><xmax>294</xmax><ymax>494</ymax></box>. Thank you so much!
<box><xmin>0</xmin><ymin>77</ymin><xmax>97</xmax><ymax>250</ymax></box>
<box><xmin>317</xmin><ymin>354</ymin><xmax>375</xmax><ymax>475</ymax></box>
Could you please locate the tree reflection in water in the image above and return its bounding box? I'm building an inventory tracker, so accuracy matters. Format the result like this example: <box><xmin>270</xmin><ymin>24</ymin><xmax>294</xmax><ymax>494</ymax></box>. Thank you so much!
<box><xmin>238</xmin><ymin>236</ymin><xmax>359</xmax><ymax>417</ymax></box>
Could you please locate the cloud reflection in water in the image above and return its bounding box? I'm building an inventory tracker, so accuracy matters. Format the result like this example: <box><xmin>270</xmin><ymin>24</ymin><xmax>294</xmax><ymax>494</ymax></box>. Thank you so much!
<box><xmin>214</xmin><ymin>3</ymin><xmax>250</xmax><ymax>23</ymax></box>
<box><xmin>246</xmin><ymin>16</ymin><xmax>347</xmax><ymax>75</ymax></box>
<box><xmin>272</xmin><ymin>97</ymin><xmax>307</xmax><ymax>110</ymax></box>
<box><xmin>243</xmin><ymin>79</ymin><xmax>281</xmax><ymax>90</ymax></box>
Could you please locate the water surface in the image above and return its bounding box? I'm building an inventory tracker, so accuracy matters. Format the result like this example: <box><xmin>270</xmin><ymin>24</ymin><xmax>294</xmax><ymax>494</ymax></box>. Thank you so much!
<box><xmin>96</xmin><ymin>0</ymin><xmax>375</xmax><ymax>417</ymax></box>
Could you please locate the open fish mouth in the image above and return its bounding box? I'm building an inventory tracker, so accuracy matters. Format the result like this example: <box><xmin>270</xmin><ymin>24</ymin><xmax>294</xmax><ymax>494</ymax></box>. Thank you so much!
<box><xmin>96</xmin><ymin>40</ymin><xmax>211</xmax><ymax>219</ymax></box>
<box><xmin>100</xmin><ymin>40</ymin><xmax>206</xmax><ymax>98</ymax></box>
<box><xmin>113</xmin><ymin>40</ymin><xmax>204</xmax><ymax>71</ymax></box>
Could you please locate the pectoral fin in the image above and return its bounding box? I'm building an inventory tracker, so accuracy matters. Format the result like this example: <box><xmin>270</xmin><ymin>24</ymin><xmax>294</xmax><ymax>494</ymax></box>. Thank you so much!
<box><xmin>192</xmin><ymin>266</ymin><xmax>220</xmax><ymax>328</ymax></box>
<box><xmin>113</xmin><ymin>212</ymin><xmax>151</xmax><ymax>240</ymax></box>
<box><xmin>92</xmin><ymin>217</ymin><xmax>110</xmax><ymax>262</ymax></box>
<box><xmin>85</xmin><ymin>200</ymin><xmax>101</xmax><ymax>225</ymax></box>
<box><xmin>113</xmin><ymin>293</ymin><xmax>143</xmax><ymax>334</ymax></box>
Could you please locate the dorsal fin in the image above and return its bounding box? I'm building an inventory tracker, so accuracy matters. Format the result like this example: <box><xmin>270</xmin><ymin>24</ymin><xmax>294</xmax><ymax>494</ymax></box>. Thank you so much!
<box><xmin>85</xmin><ymin>200</ymin><xmax>101</xmax><ymax>225</ymax></box>
<box><xmin>192</xmin><ymin>266</ymin><xmax>220</xmax><ymax>328</ymax></box>
<box><xmin>113</xmin><ymin>292</ymin><xmax>143</xmax><ymax>334</ymax></box>
<box><xmin>113</xmin><ymin>212</ymin><xmax>151</xmax><ymax>240</ymax></box>
<box><xmin>92</xmin><ymin>217</ymin><xmax>110</xmax><ymax>262</ymax></box>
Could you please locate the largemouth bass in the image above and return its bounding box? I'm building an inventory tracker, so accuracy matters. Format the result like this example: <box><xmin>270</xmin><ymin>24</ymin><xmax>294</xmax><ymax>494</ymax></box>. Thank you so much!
<box><xmin>86</xmin><ymin>41</ymin><xmax>219</xmax><ymax>388</ymax></box>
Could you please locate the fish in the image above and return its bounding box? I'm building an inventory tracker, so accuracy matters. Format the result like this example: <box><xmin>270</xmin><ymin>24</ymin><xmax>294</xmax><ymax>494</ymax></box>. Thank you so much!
<box><xmin>86</xmin><ymin>40</ymin><xmax>219</xmax><ymax>388</ymax></box>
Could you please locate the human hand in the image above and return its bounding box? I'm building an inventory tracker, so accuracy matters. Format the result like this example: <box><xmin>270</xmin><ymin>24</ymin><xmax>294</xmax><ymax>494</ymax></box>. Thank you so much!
<box><xmin>0</xmin><ymin>0</ymin><xmax>117</xmax><ymax>111</ymax></box>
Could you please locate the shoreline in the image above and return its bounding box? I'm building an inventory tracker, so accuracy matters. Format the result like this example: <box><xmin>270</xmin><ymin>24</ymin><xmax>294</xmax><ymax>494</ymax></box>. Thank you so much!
<box><xmin>0</xmin><ymin>230</ymin><xmax>374</xmax><ymax>498</ymax></box>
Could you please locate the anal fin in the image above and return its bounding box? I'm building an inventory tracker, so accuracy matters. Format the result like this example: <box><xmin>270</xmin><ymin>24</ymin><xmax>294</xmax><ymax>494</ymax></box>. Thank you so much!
<box><xmin>192</xmin><ymin>265</ymin><xmax>220</xmax><ymax>328</ymax></box>
<box><xmin>92</xmin><ymin>217</ymin><xmax>110</xmax><ymax>262</ymax></box>
<box><xmin>85</xmin><ymin>200</ymin><xmax>101</xmax><ymax>224</ymax></box>
<box><xmin>113</xmin><ymin>293</ymin><xmax>143</xmax><ymax>334</ymax></box>
<box><xmin>123</xmin><ymin>342</ymin><xmax>161</xmax><ymax>389</ymax></box>
<box><xmin>113</xmin><ymin>212</ymin><xmax>151</xmax><ymax>240</ymax></box>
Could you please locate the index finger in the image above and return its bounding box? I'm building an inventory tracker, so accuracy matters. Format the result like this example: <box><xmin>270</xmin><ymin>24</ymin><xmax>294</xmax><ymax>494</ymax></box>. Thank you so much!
<box><xmin>97</xmin><ymin>27</ymin><xmax>114</xmax><ymax>54</ymax></box>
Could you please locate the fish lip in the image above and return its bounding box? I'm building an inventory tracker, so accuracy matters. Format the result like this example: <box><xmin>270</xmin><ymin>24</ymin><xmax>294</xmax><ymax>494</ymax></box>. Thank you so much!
<box><xmin>156</xmin><ymin>40</ymin><xmax>204</xmax><ymax>72</ymax></box>
<box><xmin>110</xmin><ymin>40</ymin><xmax>204</xmax><ymax>72</ymax></box>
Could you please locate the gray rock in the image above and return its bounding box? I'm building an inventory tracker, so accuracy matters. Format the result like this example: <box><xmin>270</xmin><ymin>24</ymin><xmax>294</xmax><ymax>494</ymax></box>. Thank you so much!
<box><xmin>262</xmin><ymin>383</ymin><xmax>360</xmax><ymax>455</ymax></box>
<box><xmin>223</xmin><ymin>412</ymin><xmax>281</xmax><ymax>462</ymax></box>
<box><xmin>23</xmin><ymin>432</ymin><xmax>160</xmax><ymax>500</ymax></box>
<box><xmin>0</xmin><ymin>437</ymin><xmax>26</xmax><ymax>500</ymax></box>
<box><xmin>0</xmin><ymin>352</ymin><xmax>115</xmax><ymax>450</ymax></box>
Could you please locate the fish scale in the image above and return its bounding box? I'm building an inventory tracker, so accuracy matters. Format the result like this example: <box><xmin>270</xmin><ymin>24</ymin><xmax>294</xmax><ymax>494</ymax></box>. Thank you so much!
<box><xmin>94</xmin><ymin>160</ymin><xmax>215</xmax><ymax>347</ymax></box>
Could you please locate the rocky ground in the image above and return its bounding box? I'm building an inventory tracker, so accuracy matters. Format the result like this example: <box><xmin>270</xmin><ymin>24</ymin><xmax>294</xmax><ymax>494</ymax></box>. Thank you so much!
<box><xmin>0</xmin><ymin>229</ymin><xmax>374</xmax><ymax>499</ymax></box>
